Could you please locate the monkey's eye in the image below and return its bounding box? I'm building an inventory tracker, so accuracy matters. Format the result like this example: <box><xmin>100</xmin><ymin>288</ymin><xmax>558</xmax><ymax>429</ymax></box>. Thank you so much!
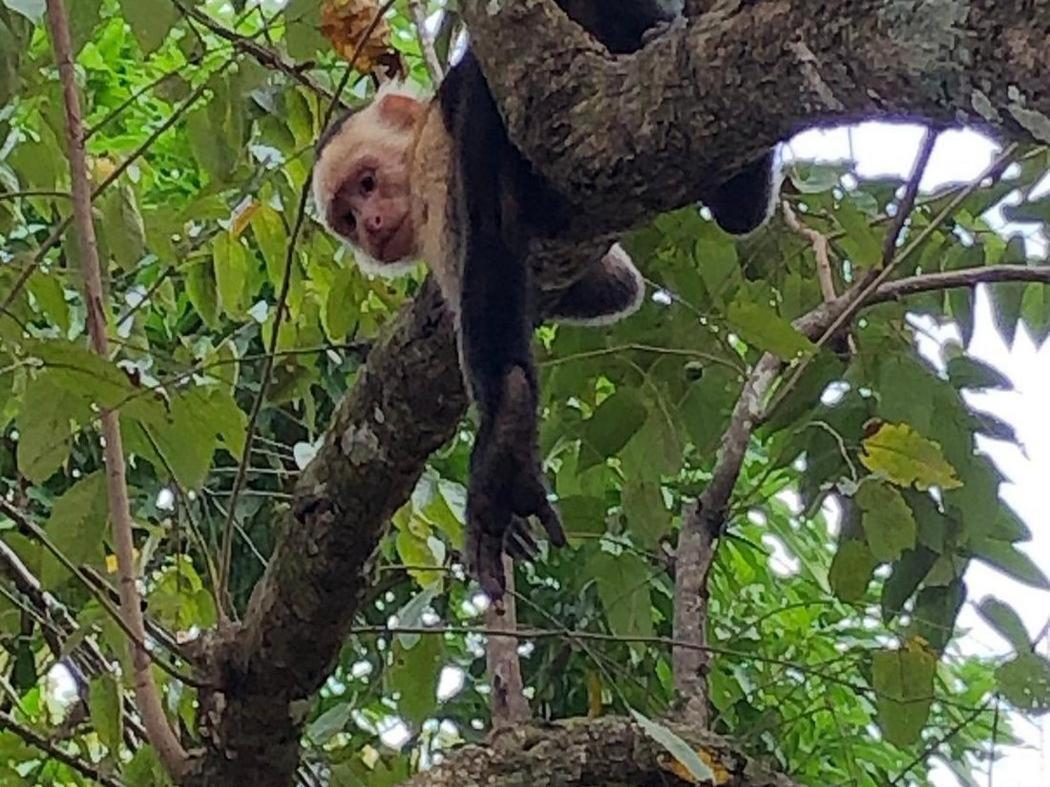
<box><xmin>360</xmin><ymin>172</ymin><xmax>376</xmax><ymax>195</ymax></box>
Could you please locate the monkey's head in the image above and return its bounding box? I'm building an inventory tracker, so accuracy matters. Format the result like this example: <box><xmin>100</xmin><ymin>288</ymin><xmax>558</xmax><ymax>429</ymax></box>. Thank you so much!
<box><xmin>312</xmin><ymin>83</ymin><xmax>426</xmax><ymax>276</ymax></box>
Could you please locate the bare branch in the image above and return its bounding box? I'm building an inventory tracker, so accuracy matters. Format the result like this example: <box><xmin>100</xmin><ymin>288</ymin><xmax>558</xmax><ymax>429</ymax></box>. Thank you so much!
<box><xmin>485</xmin><ymin>559</ymin><xmax>530</xmax><ymax>728</ymax></box>
<box><xmin>44</xmin><ymin>0</ymin><xmax>187</xmax><ymax>775</ymax></box>
<box><xmin>409</xmin><ymin>0</ymin><xmax>444</xmax><ymax>82</ymax></box>
<box><xmin>173</xmin><ymin>0</ymin><xmax>341</xmax><ymax>103</ymax></box>
<box><xmin>782</xmin><ymin>200</ymin><xmax>837</xmax><ymax>301</ymax></box>
<box><xmin>881</xmin><ymin>128</ymin><xmax>939</xmax><ymax>267</ymax></box>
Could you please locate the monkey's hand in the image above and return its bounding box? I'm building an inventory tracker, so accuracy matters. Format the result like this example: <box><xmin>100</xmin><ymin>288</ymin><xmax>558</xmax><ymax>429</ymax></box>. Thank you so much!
<box><xmin>465</xmin><ymin>366</ymin><xmax>566</xmax><ymax>601</ymax></box>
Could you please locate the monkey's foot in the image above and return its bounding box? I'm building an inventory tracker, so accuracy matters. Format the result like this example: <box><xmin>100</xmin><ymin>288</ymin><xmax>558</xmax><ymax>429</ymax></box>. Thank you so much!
<box><xmin>465</xmin><ymin>367</ymin><xmax>566</xmax><ymax>600</ymax></box>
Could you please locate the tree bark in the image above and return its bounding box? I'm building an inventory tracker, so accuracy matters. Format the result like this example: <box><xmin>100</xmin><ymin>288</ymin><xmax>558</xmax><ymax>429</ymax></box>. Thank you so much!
<box><xmin>400</xmin><ymin>716</ymin><xmax>800</xmax><ymax>787</ymax></box>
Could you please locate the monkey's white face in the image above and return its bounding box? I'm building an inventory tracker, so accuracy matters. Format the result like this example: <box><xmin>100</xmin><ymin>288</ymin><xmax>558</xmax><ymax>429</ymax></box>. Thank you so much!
<box><xmin>325</xmin><ymin>150</ymin><xmax>416</xmax><ymax>264</ymax></box>
<box><xmin>313</xmin><ymin>90</ymin><xmax>426</xmax><ymax>273</ymax></box>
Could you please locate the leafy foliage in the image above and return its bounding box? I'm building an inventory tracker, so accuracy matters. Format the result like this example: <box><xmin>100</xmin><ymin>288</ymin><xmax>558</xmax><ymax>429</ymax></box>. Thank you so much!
<box><xmin>0</xmin><ymin>0</ymin><xmax>1047</xmax><ymax>785</ymax></box>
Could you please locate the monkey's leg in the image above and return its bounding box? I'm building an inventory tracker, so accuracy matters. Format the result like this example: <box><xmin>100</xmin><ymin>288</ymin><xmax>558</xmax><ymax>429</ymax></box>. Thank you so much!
<box><xmin>544</xmin><ymin>243</ymin><xmax>645</xmax><ymax>325</ymax></box>
<box><xmin>704</xmin><ymin>148</ymin><xmax>778</xmax><ymax>236</ymax></box>
<box><xmin>455</xmin><ymin>56</ymin><xmax>566</xmax><ymax>600</ymax></box>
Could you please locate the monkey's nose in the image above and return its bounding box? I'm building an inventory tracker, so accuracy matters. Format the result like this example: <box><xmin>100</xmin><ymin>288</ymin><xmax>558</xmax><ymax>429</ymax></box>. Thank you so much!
<box><xmin>365</xmin><ymin>214</ymin><xmax>383</xmax><ymax>232</ymax></box>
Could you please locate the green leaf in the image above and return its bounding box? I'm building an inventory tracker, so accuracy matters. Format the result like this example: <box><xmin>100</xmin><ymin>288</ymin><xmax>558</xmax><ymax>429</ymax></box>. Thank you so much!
<box><xmin>117</xmin><ymin>0</ymin><xmax>178</xmax><ymax>53</ymax></box>
<box><xmin>388</xmin><ymin>634</ymin><xmax>442</xmax><ymax>725</ymax></box>
<box><xmin>695</xmin><ymin>237</ymin><xmax>738</xmax><ymax>303</ymax></box>
<box><xmin>187</xmin><ymin>107</ymin><xmax>236</xmax><ymax>185</ymax></box>
<box><xmin>251</xmin><ymin>204</ymin><xmax>288</xmax><ymax>287</ymax></box>
<box><xmin>146</xmin><ymin>392</ymin><xmax>219</xmax><ymax>490</ymax></box>
<box><xmin>185</xmin><ymin>258</ymin><xmax>221</xmax><ymax>328</ymax></box>
<box><xmin>41</xmin><ymin>472</ymin><xmax>108</xmax><ymax>587</ymax></box>
<box><xmin>68</xmin><ymin>0</ymin><xmax>101</xmax><ymax>54</ymax></box>
<box><xmin>124</xmin><ymin>745</ymin><xmax>173</xmax><ymax>786</ymax></box>
<box><xmin>559</xmin><ymin>495</ymin><xmax>608</xmax><ymax>541</ymax></box>
<box><xmin>578</xmin><ymin>391</ymin><xmax>647</xmax><ymax>471</ymax></box>
<box><xmin>996</xmin><ymin>653</ymin><xmax>1050</xmax><ymax>714</ymax></box>
<box><xmin>908</xmin><ymin>580</ymin><xmax>965</xmax><ymax>654</ymax></box>
<box><xmin>976</xmin><ymin>597</ymin><xmax>1032</xmax><ymax>652</ymax></box>
<box><xmin>284</xmin><ymin>0</ymin><xmax>328</xmax><ymax>59</ymax></box>
<box><xmin>306</xmin><ymin>702</ymin><xmax>352</xmax><ymax>746</ymax></box>
<box><xmin>213</xmin><ymin>232</ymin><xmax>249</xmax><ymax>318</ymax></box>
<box><xmin>726</xmin><ymin>300</ymin><xmax>816</xmax><ymax>361</ymax></box>
<box><xmin>16</xmin><ymin>373</ymin><xmax>84</xmax><ymax>483</ymax></box>
<box><xmin>969</xmin><ymin>537</ymin><xmax>1050</xmax><ymax>589</ymax></box>
<box><xmin>880</xmin><ymin>547</ymin><xmax>938</xmax><ymax>623</ymax></box>
<box><xmin>88</xmin><ymin>672</ymin><xmax>122</xmax><ymax>754</ymax></box>
<box><xmin>855</xmin><ymin>480</ymin><xmax>917</xmax><ymax>562</ymax></box>
<box><xmin>394</xmin><ymin>587</ymin><xmax>437</xmax><ymax>649</ymax></box>
<box><xmin>101</xmin><ymin>184</ymin><xmax>147</xmax><ymax>270</ymax></box>
<box><xmin>586</xmin><ymin>550</ymin><xmax>653</xmax><ymax>643</ymax></box>
<box><xmin>828</xmin><ymin>540</ymin><xmax>877</xmax><ymax>603</ymax></box>
<box><xmin>872</xmin><ymin>644</ymin><xmax>937</xmax><ymax>746</ymax></box>
<box><xmin>27</xmin><ymin>270</ymin><xmax>69</xmax><ymax>335</ymax></box>
<box><xmin>622</xmin><ymin>480</ymin><xmax>669</xmax><ymax>548</ymax></box>
<box><xmin>988</xmin><ymin>280</ymin><xmax>1026</xmax><ymax>346</ymax></box>
<box><xmin>26</xmin><ymin>339</ymin><xmax>137</xmax><ymax>409</ymax></box>
<box><xmin>946</xmin><ymin>356</ymin><xmax>1012</xmax><ymax>391</ymax></box>
<box><xmin>630</xmin><ymin>710</ymin><xmax>715</xmax><ymax>782</ymax></box>
<box><xmin>860</xmin><ymin>422</ymin><xmax>962</xmax><ymax>491</ymax></box>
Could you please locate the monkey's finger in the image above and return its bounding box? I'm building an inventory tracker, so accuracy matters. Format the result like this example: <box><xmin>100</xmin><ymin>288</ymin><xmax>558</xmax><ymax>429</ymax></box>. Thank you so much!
<box><xmin>471</xmin><ymin>527</ymin><xmax>507</xmax><ymax>602</ymax></box>
<box><xmin>534</xmin><ymin>497</ymin><xmax>567</xmax><ymax>549</ymax></box>
<box><xmin>505</xmin><ymin>519</ymin><xmax>538</xmax><ymax>560</ymax></box>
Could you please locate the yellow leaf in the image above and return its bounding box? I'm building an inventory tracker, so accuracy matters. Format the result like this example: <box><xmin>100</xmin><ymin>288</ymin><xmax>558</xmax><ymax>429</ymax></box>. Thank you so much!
<box><xmin>860</xmin><ymin>422</ymin><xmax>962</xmax><ymax>491</ymax></box>
<box><xmin>105</xmin><ymin>549</ymin><xmax>139</xmax><ymax>573</ymax></box>
<box><xmin>659</xmin><ymin>748</ymin><xmax>731</xmax><ymax>785</ymax></box>
<box><xmin>230</xmin><ymin>200</ymin><xmax>260</xmax><ymax>238</ymax></box>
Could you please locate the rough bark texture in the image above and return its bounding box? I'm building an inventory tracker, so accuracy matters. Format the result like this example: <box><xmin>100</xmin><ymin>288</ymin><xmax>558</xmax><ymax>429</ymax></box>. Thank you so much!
<box><xmin>401</xmin><ymin>717</ymin><xmax>800</xmax><ymax>787</ymax></box>
<box><xmin>180</xmin><ymin>1</ymin><xmax>1050</xmax><ymax>784</ymax></box>
<box><xmin>462</xmin><ymin>0</ymin><xmax>1050</xmax><ymax>246</ymax></box>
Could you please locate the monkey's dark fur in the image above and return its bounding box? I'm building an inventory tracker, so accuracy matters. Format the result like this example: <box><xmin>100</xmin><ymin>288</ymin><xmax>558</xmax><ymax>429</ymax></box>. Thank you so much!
<box><xmin>314</xmin><ymin>0</ymin><xmax>778</xmax><ymax>599</ymax></box>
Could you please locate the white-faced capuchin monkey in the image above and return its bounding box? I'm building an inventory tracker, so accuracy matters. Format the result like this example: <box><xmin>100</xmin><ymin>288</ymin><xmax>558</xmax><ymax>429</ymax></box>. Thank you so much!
<box><xmin>312</xmin><ymin>0</ymin><xmax>778</xmax><ymax>599</ymax></box>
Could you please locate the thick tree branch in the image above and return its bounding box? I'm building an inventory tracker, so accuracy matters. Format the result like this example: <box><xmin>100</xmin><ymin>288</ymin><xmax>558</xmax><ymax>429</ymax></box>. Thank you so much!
<box><xmin>459</xmin><ymin>0</ymin><xmax>1049</xmax><ymax>250</ymax></box>
<box><xmin>400</xmin><ymin>716</ymin><xmax>799</xmax><ymax>787</ymax></box>
<box><xmin>182</xmin><ymin>284</ymin><xmax>467</xmax><ymax>786</ymax></box>
<box><xmin>44</xmin><ymin>0</ymin><xmax>188</xmax><ymax>775</ymax></box>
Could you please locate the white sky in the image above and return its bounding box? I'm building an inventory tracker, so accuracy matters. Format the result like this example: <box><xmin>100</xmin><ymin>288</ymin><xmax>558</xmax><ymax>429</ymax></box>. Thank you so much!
<box><xmin>788</xmin><ymin>124</ymin><xmax>1050</xmax><ymax>785</ymax></box>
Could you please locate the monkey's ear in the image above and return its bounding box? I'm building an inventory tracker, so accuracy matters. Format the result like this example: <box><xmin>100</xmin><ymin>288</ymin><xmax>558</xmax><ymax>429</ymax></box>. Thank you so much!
<box><xmin>377</xmin><ymin>94</ymin><xmax>424</xmax><ymax>130</ymax></box>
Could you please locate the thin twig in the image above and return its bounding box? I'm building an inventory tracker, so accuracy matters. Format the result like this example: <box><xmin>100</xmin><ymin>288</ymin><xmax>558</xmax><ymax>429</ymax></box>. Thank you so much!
<box><xmin>408</xmin><ymin>0</ymin><xmax>444</xmax><ymax>82</ymax></box>
<box><xmin>0</xmin><ymin>710</ymin><xmax>125</xmax><ymax>787</ymax></box>
<box><xmin>173</xmin><ymin>0</ymin><xmax>340</xmax><ymax>104</ymax></box>
<box><xmin>217</xmin><ymin>0</ymin><xmax>397</xmax><ymax>611</ymax></box>
<box><xmin>43</xmin><ymin>0</ymin><xmax>188</xmax><ymax>773</ymax></box>
<box><xmin>782</xmin><ymin>199</ymin><xmax>837</xmax><ymax>301</ymax></box>
<box><xmin>882</xmin><ymin>128</ymin><xmax>938</xmax><ymax>267</ymax></box>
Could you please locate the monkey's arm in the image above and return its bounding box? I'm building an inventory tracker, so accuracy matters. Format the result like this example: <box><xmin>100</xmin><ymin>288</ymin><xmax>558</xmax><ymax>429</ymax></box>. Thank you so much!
<box><xmin>543</xmin><ymin>244</ymin><xmax>645</xmax><ymax>325</ymax></box>
<box><xmin>449</xmin><ymin>55</ymin><xmax>566</xmax><ymax>599</ymax></box>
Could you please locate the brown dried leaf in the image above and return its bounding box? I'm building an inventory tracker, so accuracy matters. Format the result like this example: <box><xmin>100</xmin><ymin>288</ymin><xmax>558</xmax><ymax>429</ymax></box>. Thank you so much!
<box><xmin>320</xmin><ymin>0</ymin><xmax>392</xmax><ymax>72</ymax></box>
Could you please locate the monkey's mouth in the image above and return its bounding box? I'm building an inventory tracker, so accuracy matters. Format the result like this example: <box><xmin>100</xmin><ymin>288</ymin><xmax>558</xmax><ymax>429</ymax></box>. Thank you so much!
<box><xmin>377</xmin><ymin>219</ymin><xmax>413</xmax><ymax>263</ymax></box>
